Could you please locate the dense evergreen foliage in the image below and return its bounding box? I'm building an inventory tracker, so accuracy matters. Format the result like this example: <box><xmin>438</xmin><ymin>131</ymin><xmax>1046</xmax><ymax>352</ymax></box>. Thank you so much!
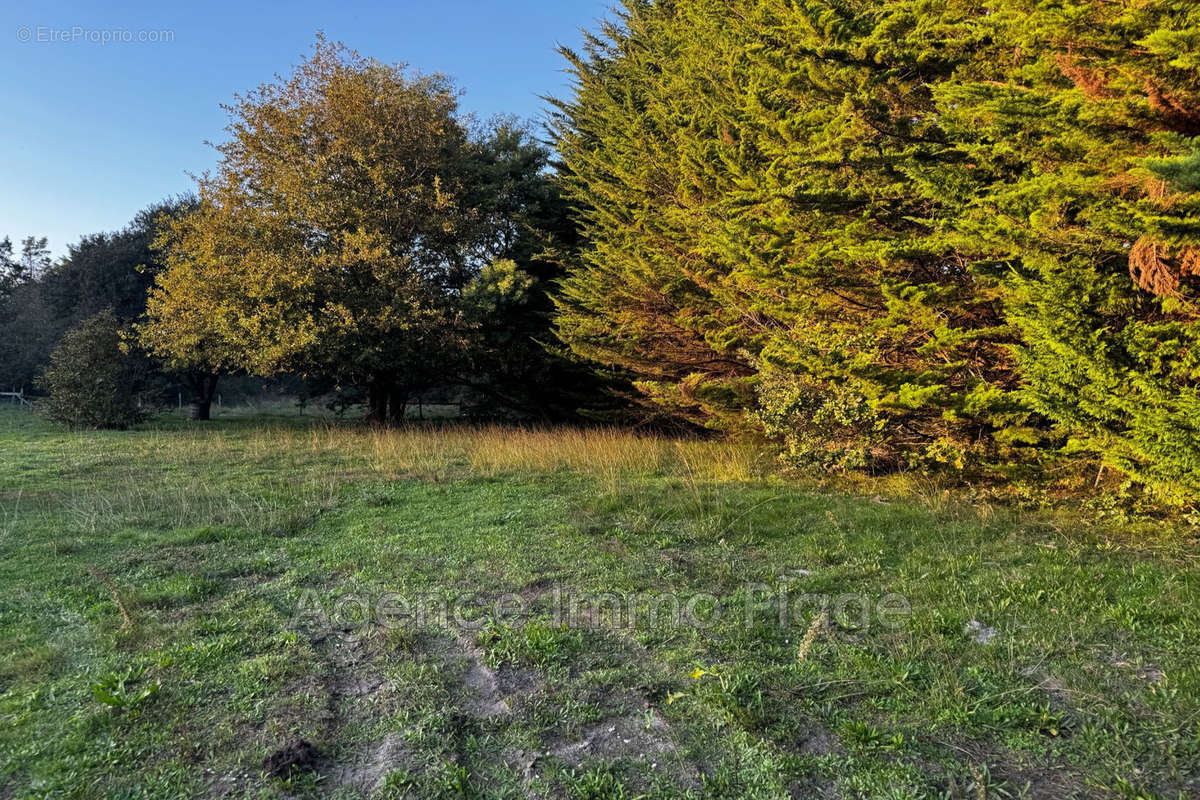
<box><xmin>554</xmin><ymin>0</ymin><xmax>1200</xmax><ymax>500</ymax></box>
<box><xmin>936</xmin><ymin>0</ymin><xmax>1200</xmax><ymax>500</ymax></box>
<box><xmin>553</xmin><ymin>0</ymin><xmax>1022</xmax><ymax>467</ymax></box>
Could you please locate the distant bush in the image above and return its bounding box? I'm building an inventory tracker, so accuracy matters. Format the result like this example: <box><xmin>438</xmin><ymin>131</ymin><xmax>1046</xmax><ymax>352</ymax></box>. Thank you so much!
<box><xmin>37</xmin><ymin>310</ymin><xmax>152</xmax><ymax>429</ymax></box>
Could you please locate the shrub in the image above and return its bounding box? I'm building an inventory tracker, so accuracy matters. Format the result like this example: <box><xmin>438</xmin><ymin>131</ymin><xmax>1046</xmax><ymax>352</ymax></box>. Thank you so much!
<box><xmin>37</xmin><ymin>310</ymin><xmax>152</xmax><ymax>429</ymax></box>
<box><xmin>754</xmin><ymin>366</ymin><xmax>885</xmax><ymax>473</ymax></box>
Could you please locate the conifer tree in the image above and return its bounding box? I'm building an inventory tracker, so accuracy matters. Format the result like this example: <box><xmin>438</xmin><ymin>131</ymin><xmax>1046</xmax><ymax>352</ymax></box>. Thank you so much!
<box><xmin>552</xmin><ymin>2</ymin><xmax>754</xmax><ymax>427</ymax></box>
<box><xmin>933</xmin><ymin>0</ymin><xmax>1200</xmax><ymax>499</ymax></box>
<box><xmin>554</xmin><ymin>0</ymin><xmax>1025</xmax><ymax>468</ymax></box>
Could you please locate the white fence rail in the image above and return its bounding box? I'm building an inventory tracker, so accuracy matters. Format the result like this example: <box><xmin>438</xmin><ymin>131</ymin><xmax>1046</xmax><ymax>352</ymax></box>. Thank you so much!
<box><xmin>0</xmin><ymin>389</ymin><xmax>31</xmax><ymax>407</ymax></box>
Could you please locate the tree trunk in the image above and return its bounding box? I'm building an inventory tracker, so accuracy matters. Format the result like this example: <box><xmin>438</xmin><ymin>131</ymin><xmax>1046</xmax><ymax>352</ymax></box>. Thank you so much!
<box><xmin>365</xmin><ymin>381</ymin><xmax>389</xmax><ymax>424</ymax></box>
<box><xmin>387</xmin><ymin>385</ymin><xmax>409</xmax><ymax>424</ymax></box>
<box><xmin>189</xmin><ymin>400</ymin><xmax>211</xmax><ymax>421</ymax></box>
<box><xmin>184</xmin><ymin>372</ymin><xmax>219</xmax><ymax>421</ymax></box>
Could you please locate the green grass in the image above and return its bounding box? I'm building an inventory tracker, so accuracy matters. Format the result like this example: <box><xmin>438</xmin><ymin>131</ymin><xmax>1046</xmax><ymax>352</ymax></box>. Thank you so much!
<box><xmin>1</xmin><ymin>407</ymin><xmax>1198</xmax><ymax>799</ymax></box>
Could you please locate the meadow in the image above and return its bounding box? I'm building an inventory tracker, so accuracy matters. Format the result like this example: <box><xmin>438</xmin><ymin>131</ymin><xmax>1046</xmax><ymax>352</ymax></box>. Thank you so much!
<box><xmin>1</xmin><ymin>407</ymin><xmax>1198</xmax><ymax>799</ymax></box>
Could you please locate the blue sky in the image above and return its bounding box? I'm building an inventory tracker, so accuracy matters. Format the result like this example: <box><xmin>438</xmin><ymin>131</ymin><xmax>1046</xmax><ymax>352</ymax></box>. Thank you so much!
<box><xmin>1</xmin><ymin>0</ymin><xmax>611</xmax><ymax>257</ymax></box>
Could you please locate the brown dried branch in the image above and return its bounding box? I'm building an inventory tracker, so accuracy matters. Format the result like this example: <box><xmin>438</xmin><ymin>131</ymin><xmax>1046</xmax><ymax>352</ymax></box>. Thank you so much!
<box><xmin>1056</xmin><ymin>55</ymin><xmax>1117</xmax><ymax>100</ymax></box>
<box><xmin>1145</xmin><ymin>80</ymin><xmax>1200</xmax><ymax>135</ymax></box>
<box><xmin>1129</xmin><ymin>239</ymin><xmax>1200</xmax><ymax>297</ymax></box>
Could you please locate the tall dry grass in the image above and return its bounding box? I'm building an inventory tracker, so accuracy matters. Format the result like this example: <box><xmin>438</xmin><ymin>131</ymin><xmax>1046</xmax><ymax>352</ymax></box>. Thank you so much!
<box><xmin>361</xmin><ymin>424</ymin><xmax>763</xmax><ymax>486</ymax></box>
<box><xmin>6</xmin><ymin>422</ymin><xmax>765</xmax><ymax>545</ymax></box>
<box><xmin>38</xmin><ymin>419</ymin><xmax>764</xmax><ymax>497</ymax></box>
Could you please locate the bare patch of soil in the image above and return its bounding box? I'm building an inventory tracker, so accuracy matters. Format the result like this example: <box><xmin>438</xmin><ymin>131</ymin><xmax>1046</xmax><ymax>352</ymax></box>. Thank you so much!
<box><xmin>422</xmin><ymin>632</ymin><xmax>539</xmax><ymax>718</ymax></box>
<box><xmin>521</xmin><ymin>709</ymin><xmax>704</xmax><ymax>792</ymax></box>
<box><xmin>795</xmin><ymin>727</ymin><xmax>841</xmax><ymax>757</ymax></box>
<box><xmin>549</xmin><ymin>713</ymin><xmax>678</xmax><ymax>763</ymax></box>
<box><xmin>268</xmin><ymin>631</ymin><xmax>420</xmax><ymax>795</ymax></box>
<box><xmin>327</xmin><ymin>732</ymin><xmax>414</xmax><ymax>794</ymax></box>
<box><xmin>262</xmin><ymin>739</ymin><xmax>320</xmax><ymax>778</ymax></box>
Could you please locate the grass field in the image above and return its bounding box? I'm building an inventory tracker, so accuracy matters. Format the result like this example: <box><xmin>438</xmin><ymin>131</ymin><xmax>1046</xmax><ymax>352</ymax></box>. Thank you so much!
<box><xmin>1</xmin><ymin>407</ymin><xmax>1198</xmax><ymax>799</ymax></box>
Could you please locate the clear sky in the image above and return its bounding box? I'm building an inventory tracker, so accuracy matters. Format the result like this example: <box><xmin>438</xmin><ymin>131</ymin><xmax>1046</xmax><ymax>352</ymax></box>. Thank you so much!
<box><xmin>1</xmin><ymin>0</ymin><xmax>611</xmax><ymax>257</ymax></box>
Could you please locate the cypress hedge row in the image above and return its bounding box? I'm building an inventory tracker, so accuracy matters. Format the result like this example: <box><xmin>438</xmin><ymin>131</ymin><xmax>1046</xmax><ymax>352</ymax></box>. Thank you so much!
<box><xmin>552</xmin><ymin>0</ymin><xmax>1200</xmax><ymax>501</ymax></box>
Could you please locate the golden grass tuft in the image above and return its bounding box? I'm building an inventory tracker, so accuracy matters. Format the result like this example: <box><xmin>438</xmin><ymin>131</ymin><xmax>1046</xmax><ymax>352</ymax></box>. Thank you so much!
<box><xmin>362</xmin><ymin>424</ymin><xmax>762</xmax><ymax>485</ymax></box>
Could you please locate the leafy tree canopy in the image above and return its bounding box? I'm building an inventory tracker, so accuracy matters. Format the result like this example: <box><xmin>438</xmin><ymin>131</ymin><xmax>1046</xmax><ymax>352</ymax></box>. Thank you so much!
<box><xmin>143</xmin><ymin>38</ymin><xmax>593</xmax><ymax>422</ymax></box>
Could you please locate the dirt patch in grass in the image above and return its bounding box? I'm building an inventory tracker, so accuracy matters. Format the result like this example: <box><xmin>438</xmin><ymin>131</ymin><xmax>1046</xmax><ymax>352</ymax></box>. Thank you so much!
<box><xmin>795</xmin><ymin>727</ymin><xmax>841</xmax><ymax>757</ymax></box>
<box><xmin>550</xmin><ymin>712</ymin><xmax>679</xmax><ymax>763</ymax></box>
<box><xmin>423</xmin><ymin>631</ymin><xmax>541</xmax><ymax>717</ymax></box>
<box><xmin>987</xmin><ymin>755</ymin><xmax>1090</xmax><ymax>799</ymax></box>
<box><xmin>519</xmin><ymin>575</ymin><xmax>559</xmax><ymax>601</ymax></box>
<box><xmin>255</xmin><ymin>628</ymin><xmax>545</xmax><ymax>794</ymax></box>
<box><xmin>262</xmin><ymin>739</ymin><xmax>320</xmax><ymax>778</ymax></box>
<box><xmin>787</xmin><ymin>774</ymin><xmax>841</xmax><ymax>800</ymax></box>
<box><xmin>928</xmin><ymin>736</ymin><xmax>1093</xmax><ymax>799</ymax></box>
<box><xmin>527</xmin><ymin>709</ymin><xmax>704</xmax><ymax>792</ymax></box>
<box><xmin>327</xmin><ymin>732</ymin><xmax>415</xmax><ymax>794</ymax></box>
<box><xmin>248</xmin><ymin>630</ymin><xmax>420</xmax><ymax>795</ymax></box>
<box><xmin>286</xmin><ymin>623</ymin><xmax>715</xmax><ymax>795</ymax></box>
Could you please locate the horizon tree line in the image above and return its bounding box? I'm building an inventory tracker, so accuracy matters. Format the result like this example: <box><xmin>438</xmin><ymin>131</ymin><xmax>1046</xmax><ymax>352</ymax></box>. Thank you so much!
<box><xmin>5</xmin><ymin>2</ymin><xmax>1200</xmax><ymax>503</ymax></box>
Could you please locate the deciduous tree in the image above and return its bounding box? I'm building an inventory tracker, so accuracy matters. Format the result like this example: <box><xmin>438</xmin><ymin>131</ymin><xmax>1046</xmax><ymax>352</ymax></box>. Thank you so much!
<box><xmin>143</xmin><ymin>39</ymin><xmax>485</xmax><ymax>422</ymax></box>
